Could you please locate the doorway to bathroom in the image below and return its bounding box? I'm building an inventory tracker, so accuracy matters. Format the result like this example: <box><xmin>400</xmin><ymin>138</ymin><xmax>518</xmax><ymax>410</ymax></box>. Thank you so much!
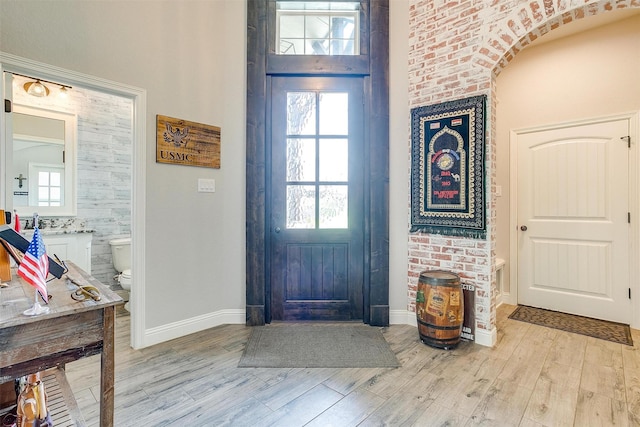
<box><xmin>5</xmin><ymin>73</ymin><xmax>133</xmax><ymax>287</ymax></box>
<box><xmin>0</xmin><ymin>53</ymin><xmax>146</xmax><ymax>348</ymax></box>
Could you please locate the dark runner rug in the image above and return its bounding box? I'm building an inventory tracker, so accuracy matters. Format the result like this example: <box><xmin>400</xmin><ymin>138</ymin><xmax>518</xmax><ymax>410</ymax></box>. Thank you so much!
<box><xmin>238</xmin><ymin>324</ymin><xmax>400</xmax><ymax>368</ymax></box>
<box><xmin>509</xmin><ymin>305</ymin><xmax>633</xmax><ymax>346</ymax></box>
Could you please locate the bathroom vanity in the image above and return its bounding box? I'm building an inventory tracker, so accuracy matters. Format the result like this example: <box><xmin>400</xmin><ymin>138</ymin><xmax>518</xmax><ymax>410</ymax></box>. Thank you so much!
<box><xmin>22</xmin><ymin>230</ymin><xmax>93</xmax><ymax>274</ymax></box>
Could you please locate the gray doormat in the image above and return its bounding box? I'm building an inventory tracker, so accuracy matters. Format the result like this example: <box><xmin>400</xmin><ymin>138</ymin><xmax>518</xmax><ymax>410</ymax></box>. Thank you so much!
<box><xmin>509</xmin><ymin>305</ymin><xmax>633</xmax><ymax>346</ymax></box>
<box><xmin>238</xmin><ymin>324</ymin><xmax>401</xmax><ymax>368</ymax></box>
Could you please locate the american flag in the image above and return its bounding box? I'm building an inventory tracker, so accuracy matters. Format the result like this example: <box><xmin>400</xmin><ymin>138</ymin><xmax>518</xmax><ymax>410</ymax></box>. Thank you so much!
<box><xmin>17</xmin><ymin>227</ymin><xmax>49</xmax><ymax>303</ymax></box>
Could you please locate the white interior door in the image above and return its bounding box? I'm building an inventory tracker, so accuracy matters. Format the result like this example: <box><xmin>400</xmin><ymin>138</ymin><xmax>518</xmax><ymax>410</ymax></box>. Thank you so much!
<box><xmin>517</xmin><ymin>119</ymin><xmax>630</xmax><ymax>323</ymax></box>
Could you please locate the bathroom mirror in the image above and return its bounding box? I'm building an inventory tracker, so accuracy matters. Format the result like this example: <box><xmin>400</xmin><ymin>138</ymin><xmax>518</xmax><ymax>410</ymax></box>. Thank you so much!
<box><xmin>11</xmin><ymin>105</ymin><xmax>77</xmax><ymax>217</ymax></box>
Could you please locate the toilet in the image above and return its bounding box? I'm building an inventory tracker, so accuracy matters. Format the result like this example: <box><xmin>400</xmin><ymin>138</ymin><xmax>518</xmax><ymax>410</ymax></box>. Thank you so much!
<box><xmin>109</xmin><ymin>236</ymin><xmax>132</xmax><ymax>311</ymax></box>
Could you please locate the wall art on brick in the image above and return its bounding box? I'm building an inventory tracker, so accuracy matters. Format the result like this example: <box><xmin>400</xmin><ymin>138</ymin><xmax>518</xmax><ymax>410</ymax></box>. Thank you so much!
<box><xmin>410</xmin><ymin>95</ymin><xmax>486</xmax><ymax>238</ymax></box>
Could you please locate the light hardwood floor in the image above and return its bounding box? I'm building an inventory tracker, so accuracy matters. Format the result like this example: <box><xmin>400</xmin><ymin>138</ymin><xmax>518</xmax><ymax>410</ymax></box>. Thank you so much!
<box><xmin>65</xmin><ymin>304</ymin><xmax>640</xmax><ymax>426</ymax></box>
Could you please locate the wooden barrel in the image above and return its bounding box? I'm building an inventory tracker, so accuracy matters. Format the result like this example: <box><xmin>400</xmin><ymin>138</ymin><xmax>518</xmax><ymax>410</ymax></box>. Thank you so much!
<box><xmin>416</xmin><ymin>270</ymin><xmax>464</xmax><ymax>349</ymax></box>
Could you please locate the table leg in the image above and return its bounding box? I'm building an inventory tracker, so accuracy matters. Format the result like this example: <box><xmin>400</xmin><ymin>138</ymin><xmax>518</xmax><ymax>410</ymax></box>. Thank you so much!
<box><xmin>100</xmin><ymin>306</ymin><xmax>115</xmax><ymax>427</ymax></box>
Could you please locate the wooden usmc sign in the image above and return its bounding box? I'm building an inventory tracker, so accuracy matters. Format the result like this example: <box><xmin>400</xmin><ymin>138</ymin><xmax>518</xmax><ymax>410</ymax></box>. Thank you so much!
<box><xmin>156</xmin><ymin>115</ymin><xmax>221</xmax><ymax>168</ymax></box>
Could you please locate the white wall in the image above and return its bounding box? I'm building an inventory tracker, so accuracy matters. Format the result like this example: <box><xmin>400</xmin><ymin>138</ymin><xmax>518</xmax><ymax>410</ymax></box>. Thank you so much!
<box><xmin>495</xmin><ymin>14</ymin><xmax>640</xmax><ymax>298</ymax></box>
<box><xmin>1</xmin><ymin>0</ymin><xmax>247</xmax><ymax>337</ymax></box>
<box><xmin>389</xmin><ymin>0</ymin><xmax>411</xmax><ymax>321</ymax></box>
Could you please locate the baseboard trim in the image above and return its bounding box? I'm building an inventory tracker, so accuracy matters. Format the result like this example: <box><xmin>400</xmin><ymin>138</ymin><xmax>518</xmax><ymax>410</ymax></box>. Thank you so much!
<box><xmin>474</xmin><ymin>326</ymin><xmax>497</xmax><ymax>347</ymax></box>
<box><xmin>142</xmin><ymin>309</ymin><xmax>245</xmax><ymax>348</ymax></box>
<box><xmin>140</xmin><ymin>308</ymin><xmax>496</xmax><ymax>348</ymax></box>
<box><xmin>390</xmin><ymin>309</ymin><xmax>415</xmax><ymax>326</ymax></box>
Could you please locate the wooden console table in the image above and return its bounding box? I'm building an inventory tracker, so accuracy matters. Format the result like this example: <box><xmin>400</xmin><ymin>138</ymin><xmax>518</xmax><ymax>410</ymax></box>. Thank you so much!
<box><xmin>0</xmin><ymin>262</ymin><xmax>122</xmax><ymax>426</ymax></box>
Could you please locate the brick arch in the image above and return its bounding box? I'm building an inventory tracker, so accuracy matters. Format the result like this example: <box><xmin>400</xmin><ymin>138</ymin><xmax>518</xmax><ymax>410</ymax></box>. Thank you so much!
<box><xmin>406</xmin><ymin>0</ymin><xmax>640</xmax><ymax>347</ymax></box>
<box><xmin>481</xmin><ymin>0</ymin><xmax>640</xmax><ymax>342</ymax></box>
<box><xmin>477</xmin><ymin>0</ymin><xmax>640</xmax><ymax>73</ymax></box>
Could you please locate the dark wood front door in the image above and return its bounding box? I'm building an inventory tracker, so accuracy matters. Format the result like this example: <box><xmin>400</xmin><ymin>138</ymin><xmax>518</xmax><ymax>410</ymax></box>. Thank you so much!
<box><xmin>270</xmin><ymin>76</ymin><xmax>364</xmax><ymax>321</ymax></box>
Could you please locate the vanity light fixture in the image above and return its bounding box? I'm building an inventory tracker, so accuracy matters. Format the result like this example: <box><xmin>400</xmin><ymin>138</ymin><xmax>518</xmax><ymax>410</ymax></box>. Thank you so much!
<box><xmin>12</xmin><ymin>73</ymin><xmax>72</xmax><ymax>98</ymax></box>
<box><xmin>24</xmin><ymin>80</ymin><xmax>50</xmax><ymax>97</ymax></box>
<box><xmin>58</xmin><ymin>86</ymin><xmax>69</xmax><ymax>99</ymax></box>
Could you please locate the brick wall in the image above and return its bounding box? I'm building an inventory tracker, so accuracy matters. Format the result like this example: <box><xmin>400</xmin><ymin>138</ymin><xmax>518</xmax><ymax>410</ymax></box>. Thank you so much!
<box><xmin>407</xmin><ymin>0</ymin><xmax>639</xmax><ymax>343</ymax></box>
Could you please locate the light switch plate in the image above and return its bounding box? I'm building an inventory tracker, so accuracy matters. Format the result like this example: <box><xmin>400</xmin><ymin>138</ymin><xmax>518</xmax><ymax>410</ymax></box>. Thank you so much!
<box><xmin>198</xmin><ymin>178</ymin><xmax>215</xmax><ymax>193</ymax></box>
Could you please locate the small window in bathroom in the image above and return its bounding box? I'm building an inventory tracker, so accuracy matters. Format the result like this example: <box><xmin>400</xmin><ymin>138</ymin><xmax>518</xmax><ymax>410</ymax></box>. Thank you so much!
<box><xmin>276</xmin><ymin>1</ymin><xmax>360</xmax><ymax>55</ymax></box>
<box><xmin>29</xmin><ymin>165</ymin><xmax>64</xmax><ymax>207</ymax></box>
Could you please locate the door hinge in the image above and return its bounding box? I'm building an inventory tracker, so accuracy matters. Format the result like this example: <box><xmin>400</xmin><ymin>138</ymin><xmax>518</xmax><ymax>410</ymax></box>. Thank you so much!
<box><xmin>62</xmin><ymin>150</ymin><xmax>66</xmax><ymax>163</ymax></box>
<box><xmin>4</xmin><ymin>99</ymin><xmax>11</xmax><ymax>113</ymax></box>
<box><xmin>621</xmin><ymin>135</ymin><xmax>631</xmax><ymax>148</ymax></box>
<box><xmin>629</xmin><ymin>288</ymin><xmax>632</xmax><ymax>299</ymax></box>
<box><xmin>629</xmin><ymin>212</ymin><xmax>631</xmax><ymax>224</ymax></box>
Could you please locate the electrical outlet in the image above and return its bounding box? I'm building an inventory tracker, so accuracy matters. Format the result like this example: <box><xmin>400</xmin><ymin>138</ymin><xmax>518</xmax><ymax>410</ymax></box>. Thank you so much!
<box><xmin>198</xmin><ymin>178</ymin><xmax>215</xmax><ymax>193</ymax></box>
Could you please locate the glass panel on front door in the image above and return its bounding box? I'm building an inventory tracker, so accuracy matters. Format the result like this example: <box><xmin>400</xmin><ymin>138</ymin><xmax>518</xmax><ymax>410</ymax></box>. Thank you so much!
<box><xmin>285</xmin><ymin>90</ymin><xmax>349</xmax><ymax>230</ymax></box>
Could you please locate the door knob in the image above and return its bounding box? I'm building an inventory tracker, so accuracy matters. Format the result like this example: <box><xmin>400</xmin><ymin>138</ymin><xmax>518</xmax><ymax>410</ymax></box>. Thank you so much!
<box><xmin>520</xmin><ymin>225</ymin><xmax>527</xmax><ymax>231</ymax></box>
<box><xmin>275</xmin><ymin>227</ymin><xmax>281</xmax><ymax>233</ymax></box>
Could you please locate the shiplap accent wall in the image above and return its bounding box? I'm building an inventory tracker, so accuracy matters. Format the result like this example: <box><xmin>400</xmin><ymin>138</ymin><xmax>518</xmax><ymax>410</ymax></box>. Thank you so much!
<box><xmin>12</xmin><ymin>75</ymin><xmax>132</xmax><ymax>286</ymax></box>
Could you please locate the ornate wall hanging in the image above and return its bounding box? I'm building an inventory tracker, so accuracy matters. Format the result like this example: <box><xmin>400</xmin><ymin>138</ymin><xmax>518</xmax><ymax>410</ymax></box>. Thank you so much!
<box><xmin>410</xmin><ymin>95</ymin><xmax>486</xmax><ymax>238</ymax></box>
<box><xmin>156</xmin><ymin>115</ymin><xmax>221</xmax><ymax>168</ymax></box>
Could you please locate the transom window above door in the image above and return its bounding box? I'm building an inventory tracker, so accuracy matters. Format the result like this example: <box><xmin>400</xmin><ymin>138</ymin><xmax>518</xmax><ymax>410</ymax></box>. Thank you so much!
<box><xmin>276</xmin><ymin>1</ymin><xmax>360</xmax><ymax>55</ymax></box>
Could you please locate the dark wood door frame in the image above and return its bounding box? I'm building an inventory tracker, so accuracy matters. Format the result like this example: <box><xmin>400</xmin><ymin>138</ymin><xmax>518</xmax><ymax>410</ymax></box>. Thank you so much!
<box><xmin>246</xmin><ymin>0</ymin><xmax>389</xmax><ymax>326</ymax></box>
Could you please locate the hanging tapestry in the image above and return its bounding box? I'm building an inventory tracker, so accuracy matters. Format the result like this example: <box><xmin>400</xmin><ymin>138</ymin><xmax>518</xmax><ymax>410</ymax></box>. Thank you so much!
<box><xmin>410</xmin><ymin>95</ymin><xmax>486</xmax><ymax>238</ymax></box>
